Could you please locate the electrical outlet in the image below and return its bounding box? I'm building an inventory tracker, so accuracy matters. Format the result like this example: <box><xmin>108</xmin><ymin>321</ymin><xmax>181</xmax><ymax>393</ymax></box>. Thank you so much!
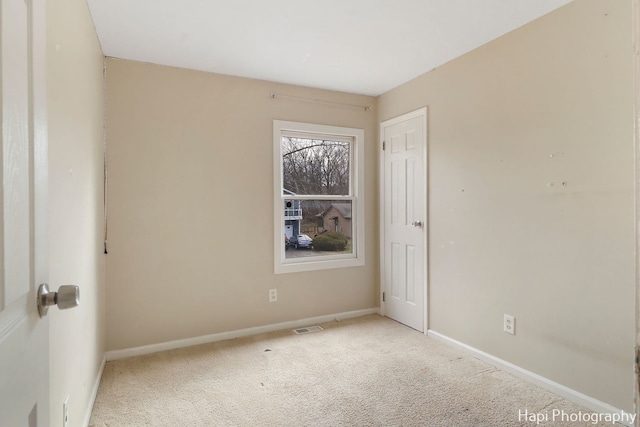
<box><xmin>504</xmin><ymin>314</ymin><xmax>515</xmax><ymax>335</ymax></box>
<box><xmin>269</xmin><ymin>288</ymin><xmax>277</xmax><ymax>302</ymax></box>
<box><xmin>63</xmin><ymin>396</ymin><xmax>69</xmax><ymax>427</ymax></box>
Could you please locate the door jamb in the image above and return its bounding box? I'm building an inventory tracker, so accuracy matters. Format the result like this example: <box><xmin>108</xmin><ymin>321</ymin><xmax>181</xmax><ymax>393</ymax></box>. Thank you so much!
<box><xmin>633</xmin><ymin>0</ymin><xmax>639</xmax><ymax>424</ymax></box>
<box><xmin>379</xmin><ymin>107</ymin><xmax>428</xmax><ymax>334</ymax></box>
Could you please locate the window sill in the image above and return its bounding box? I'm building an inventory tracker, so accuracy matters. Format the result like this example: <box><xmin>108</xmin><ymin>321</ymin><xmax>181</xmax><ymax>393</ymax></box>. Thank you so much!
<box><xmin>275</xmin><ymin>256</ymin><xmax>365</xmax><ymax>274</ymax></box>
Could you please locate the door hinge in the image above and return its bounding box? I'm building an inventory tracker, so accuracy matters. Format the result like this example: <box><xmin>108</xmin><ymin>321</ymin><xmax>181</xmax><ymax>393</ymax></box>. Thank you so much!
<box><xmin>382</xmin><ymin>141</ymin><xmax>386</xmax><ymax>150</ymax></box>
<box><xmin>382</xmin><ymin>292</ymin><xmax>385</xmax><ymax>302</ymax></box>
<box><xmin>636</xmin><ymin>347</ymin><xmax>640</xmax><ymax>392</ymax></box>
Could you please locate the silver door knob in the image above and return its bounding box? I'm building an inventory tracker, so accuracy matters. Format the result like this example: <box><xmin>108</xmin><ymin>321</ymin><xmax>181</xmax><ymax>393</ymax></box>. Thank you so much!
<box><xmin>37</xmin><ymin>283</ymin><xmax>80</xmax><ymax>317</ymax></box>
<box><xmin>411</xmin><ymin>221</ymin><xmax>423</xmax><ymax>228</ymax></box>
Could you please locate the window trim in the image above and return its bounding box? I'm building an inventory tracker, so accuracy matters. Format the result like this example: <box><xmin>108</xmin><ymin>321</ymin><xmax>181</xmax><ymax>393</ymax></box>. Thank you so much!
<box><xmin>273</xmin><ymin>120</ymin><xmax>365</xmax><ymax>274</ymax></box>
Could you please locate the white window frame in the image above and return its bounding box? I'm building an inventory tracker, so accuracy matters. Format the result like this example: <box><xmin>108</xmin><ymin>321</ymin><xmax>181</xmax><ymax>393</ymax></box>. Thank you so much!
<box><xmin>273</xmin><ymin>120</ymin><xmax>365</xmax><ymax>274</ymax></box>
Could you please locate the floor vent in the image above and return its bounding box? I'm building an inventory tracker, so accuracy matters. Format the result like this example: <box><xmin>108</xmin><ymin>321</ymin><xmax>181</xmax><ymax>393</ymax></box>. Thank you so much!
<box><xmin>293</xmin><ymin>326</ymin><xmax>324</xmax><ymax>335</ymax></box>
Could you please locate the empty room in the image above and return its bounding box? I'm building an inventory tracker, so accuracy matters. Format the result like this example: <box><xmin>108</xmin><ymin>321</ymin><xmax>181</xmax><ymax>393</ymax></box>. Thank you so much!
<box><xmin>0</xmin><ymin>0</ymin><xmax>637</xmax><ymax>426</ymax></box>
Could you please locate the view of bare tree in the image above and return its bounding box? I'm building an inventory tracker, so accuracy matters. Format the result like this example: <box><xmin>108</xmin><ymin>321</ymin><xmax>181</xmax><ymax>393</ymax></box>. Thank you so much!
<box><xmin>282</xmin><ymin>137</ymin><xmax>350</xmax><ymax>197</ymax></box>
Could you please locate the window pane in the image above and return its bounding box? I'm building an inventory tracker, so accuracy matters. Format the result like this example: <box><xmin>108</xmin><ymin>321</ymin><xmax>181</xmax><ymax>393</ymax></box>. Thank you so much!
<box><xmin>284</xmin><ymin>200</ymin><xmax>353</xmax><ymax>259</ymax></box>
<box><xmin>282</xmin><ymin>137</ymin><xmax>350</xmax><ymax>196</ymax></box>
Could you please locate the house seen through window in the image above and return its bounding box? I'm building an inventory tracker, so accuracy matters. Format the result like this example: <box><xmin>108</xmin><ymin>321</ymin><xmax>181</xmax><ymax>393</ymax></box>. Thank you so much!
<box><xmin>274</xmin><ymin>121</ymin><xmax>364</xmax><ymax>273</ymax></box>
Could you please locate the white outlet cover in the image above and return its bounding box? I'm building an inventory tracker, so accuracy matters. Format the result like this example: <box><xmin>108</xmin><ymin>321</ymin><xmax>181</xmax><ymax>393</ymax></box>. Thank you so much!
<box><xmin>504</xmin><ymin>314</ymin><xmax>515</xmax><ymax>335</ymax></box>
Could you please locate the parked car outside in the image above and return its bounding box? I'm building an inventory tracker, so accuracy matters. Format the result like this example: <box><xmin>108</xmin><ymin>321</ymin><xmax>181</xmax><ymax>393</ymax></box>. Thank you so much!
<box><xmin>290</xmin><ymin>234</ymin><xmax>313</xmax><ymax>249</ymax></box>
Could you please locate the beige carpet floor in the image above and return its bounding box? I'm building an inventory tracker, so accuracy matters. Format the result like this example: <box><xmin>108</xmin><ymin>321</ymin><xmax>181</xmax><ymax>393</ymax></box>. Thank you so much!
<box><xmin>90</xmin><ymin>314</ymin><xmax>601</xmax><ymax>426</ymax></box>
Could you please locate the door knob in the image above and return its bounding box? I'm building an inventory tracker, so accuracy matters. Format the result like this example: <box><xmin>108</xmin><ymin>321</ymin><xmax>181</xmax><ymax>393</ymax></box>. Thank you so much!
<box><xmin>411</xmin><ymin>221</ymin><xmax>423</xmax><ymax>228</ymax></box>
<box><xmin>37</xmin><ymin>284</ymin><xmax>80</xmax><ymax>317</ymax></box>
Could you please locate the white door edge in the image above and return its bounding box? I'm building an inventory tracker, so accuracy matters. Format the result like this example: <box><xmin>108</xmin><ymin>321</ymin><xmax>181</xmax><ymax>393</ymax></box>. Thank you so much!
<box><xmin>379</xmin><ymin>107</ymin><xmax>428</xmax><ymax>334</ymax></box>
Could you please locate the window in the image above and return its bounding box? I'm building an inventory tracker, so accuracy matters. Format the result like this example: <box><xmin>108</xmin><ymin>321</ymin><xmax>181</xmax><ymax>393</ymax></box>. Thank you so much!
<box><xmin>274</xmin><ymin>121</ymin><xmax>365</xmax><ymax>273</ymax></box>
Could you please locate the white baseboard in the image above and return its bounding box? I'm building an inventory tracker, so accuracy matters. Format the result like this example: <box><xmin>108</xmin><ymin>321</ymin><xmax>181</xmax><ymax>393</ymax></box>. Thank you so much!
<box><xmin>105</xmin><ymin>308</ymin><xmax>380</xmax><ymax>361</ymax></box>
<box><xmin>427</xmin><ymin>330</ymin><xmax>635</xmax><ymax>427</ymax></box>
<box><xmin>83</xmin><ymin>355</ymin><xmax>106</xmax><ymax>427</ymax></box>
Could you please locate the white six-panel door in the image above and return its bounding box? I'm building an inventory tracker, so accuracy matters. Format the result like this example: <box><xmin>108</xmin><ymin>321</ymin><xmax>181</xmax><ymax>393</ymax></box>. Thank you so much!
<box><xmin>381</xmin><ymin>109</ymin><xmax>427</xmax><ymax>332</ymax></box>
<box><xmin>0</xmin><ymin>0</ymin><xmax>49</xmax><ymax>425</ymax></box>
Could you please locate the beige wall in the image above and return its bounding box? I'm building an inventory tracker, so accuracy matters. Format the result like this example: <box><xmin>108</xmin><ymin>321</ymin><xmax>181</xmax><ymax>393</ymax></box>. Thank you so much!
<box><xmin>47</xmin><ymin>0</ymin><xmax>106</xmax><ymax>425</ymax></box>
<box><xmin>379</xmin><ymin>0</ymin><xmax>634</xmax><ymax>411</ymax></box>
<box><xmin>105</xmin><ymin>59</ymin><xmax>378</xmax><ymax>351</ymax></box>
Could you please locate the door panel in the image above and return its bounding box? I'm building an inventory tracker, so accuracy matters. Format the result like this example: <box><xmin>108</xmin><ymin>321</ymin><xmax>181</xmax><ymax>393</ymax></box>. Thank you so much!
<box><xmin>3</xmin><ymin>0</ymin><xmax>31</xmax><ymax>310</ymax></box>
<box><xmin>382</xmin><ymin>109</ymin><xmax>426</xmax><ymax>332</ymax></box>
<box><xmin>391</xmin><ymin>242</ymin><xmax>400</xmax><ymax>298</ymax></box>
<box><xmin>0</xmin><ymin>0</ymin><xmax>49</xmax><ymax>424</ymax></box>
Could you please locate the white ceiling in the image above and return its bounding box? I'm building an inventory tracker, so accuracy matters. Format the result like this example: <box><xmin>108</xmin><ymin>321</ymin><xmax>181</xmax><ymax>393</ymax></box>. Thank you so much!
<box><xmin>86</xmin><ymin>0</ymin><xmax>572</xmax><ymax>96</ymax></box>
